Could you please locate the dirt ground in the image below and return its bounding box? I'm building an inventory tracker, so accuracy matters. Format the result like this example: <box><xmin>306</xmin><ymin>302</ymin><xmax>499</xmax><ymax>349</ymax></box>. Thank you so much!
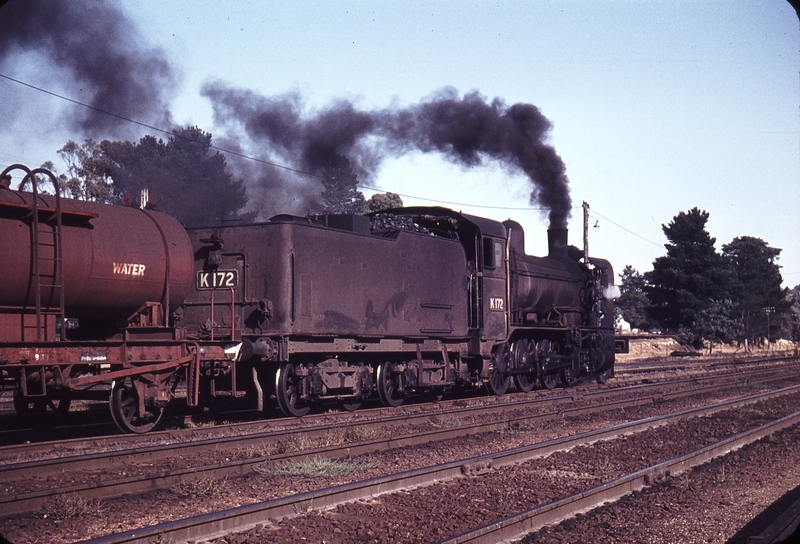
<box><xmin>616</xmin><ymin>336</ymin><xmax>797</xmax><ymax>362</ymax></box>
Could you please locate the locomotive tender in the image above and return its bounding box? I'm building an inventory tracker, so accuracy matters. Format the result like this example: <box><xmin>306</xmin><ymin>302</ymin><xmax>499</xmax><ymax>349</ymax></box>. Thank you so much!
<box><xmin>0</xmin><ymin>164</ymin><xmax>620</xmax><ymax>433</ymax></box>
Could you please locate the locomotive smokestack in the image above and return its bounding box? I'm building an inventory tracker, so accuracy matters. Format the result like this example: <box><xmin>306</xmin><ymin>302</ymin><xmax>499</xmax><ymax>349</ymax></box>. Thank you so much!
<box><xmin>547</xmin><ymin>228</ymin><xmax>569</xmax><ymax>259</ymax></box>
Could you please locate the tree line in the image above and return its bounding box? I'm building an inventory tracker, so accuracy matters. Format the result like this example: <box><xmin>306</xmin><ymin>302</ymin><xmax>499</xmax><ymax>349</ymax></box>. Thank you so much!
<box><xmin>44</xmin><ymin>125</ymin><xmax>401</xmax><ymax>227</ymax></box>
<box><xmin>616</xmin><ymin>207</ymin><xmax>799</xmax><ymax>351</ymax></box>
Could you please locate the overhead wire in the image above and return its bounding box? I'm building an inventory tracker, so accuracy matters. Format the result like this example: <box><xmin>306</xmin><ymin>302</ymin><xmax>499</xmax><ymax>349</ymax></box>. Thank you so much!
<box><xmin>2</xmin><ymin>71</ymin><xmax>665</xmax><ymax>247</ymax></box>
<box><xmin>588</xmin><ymin>209</ymin><xmax>663</xmax><ymax>248</ymax></box>
<box><xmin>0</xmin><ymin>72</ymin><xmax>322</xmax><ymax>179</ymax></box>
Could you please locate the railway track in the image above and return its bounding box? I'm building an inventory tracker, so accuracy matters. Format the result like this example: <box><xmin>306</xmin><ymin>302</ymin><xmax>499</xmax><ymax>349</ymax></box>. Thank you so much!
<box><xmin>442</xmin><ymin>410</ymin><xmax>800</xmax><ymax>544</ymax></box>
<box><xmin>0</xmin><ymin>353</ymin><xmax>795</xmax><ymax>446</ymax></box>
<box><xmin>3</xmin><ymin>362</ymin><xmax>797</xmax><ymax>467</ymax></box>
<box><xmin>74</xmin><ymin>384</ymin><xmax>800</xmax><ymax>544</ymax></box>
<box><xmin>615</xmin><ymin>353</ymin><xmax>798</xmax><ymax>377</ymax></box>
<box><xmin>1</xmin><ymin>365</ymin><xmax>799</xmax><ymax>542</ymax></box>
<box><xmin>3</xmin><ymin>355</ymin><xmax>798</xmax><ymax>457</ymax></box>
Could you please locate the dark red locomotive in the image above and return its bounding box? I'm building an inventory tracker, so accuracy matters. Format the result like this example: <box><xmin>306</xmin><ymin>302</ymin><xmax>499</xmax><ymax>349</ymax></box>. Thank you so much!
<box><xmin>0</xmin><ymin>165</ymin><xmax>621</xmax><ymax>432</ymax></box>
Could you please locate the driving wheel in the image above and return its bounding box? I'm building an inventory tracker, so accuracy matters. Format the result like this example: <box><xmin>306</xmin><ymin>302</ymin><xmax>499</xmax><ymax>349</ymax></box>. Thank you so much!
<box><xmin>376</xmin><ymin>361</ymin><xmax>404</xmax><ymax>407</ymax></box>
<box><xmin>513</xmin><ymin>373</ymin><xmax>537</xmax><ymax>393</ymax></box>
<box><xmin>595</xmin><ymin>368</ymin><xmax>612</xmax><ymax>384</ymax></box>
<box><xmin>540</xmin><ymin>372</ymin><xmax>558</xmax><ymax>390</ymax></box>
<box><xmin>486</xmin><ymin>368</ymin><xmax>511</xmax><ymax>396</ymax></box>
<box><xmin>512</xmin><ymin>339</ymin><xmax>536</xmax><ymax>393</ymax></box>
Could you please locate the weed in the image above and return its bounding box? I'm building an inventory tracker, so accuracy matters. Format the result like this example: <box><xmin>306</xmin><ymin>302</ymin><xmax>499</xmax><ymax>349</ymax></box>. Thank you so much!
<box><xmin>712</xmin><ymin>465</ymin><xmax>730</xmax><ymax>485</ymax></box>
<box><xmin>255</xmin><ymin>455</ymin><xmax>380</xmax><ymax>478</ymax></box>
<box><xmin>671</xmin><ymin>472</ymin><xmax>696</xmax><ymax>491</ymax></box>
<box><xmin>764</xmin><ymin>432</ymin><xmax>790</xmax><ymax>445</ymax></box>
<box><xmin>498</xmin><ymin>419</ymin><xmax>539</xmax><ymax>434</ymax></box>
<box><xmin>237</xmin><ymin>443</ymin><xmax>281</xmax><ymax>459</ymax></box>
<box><xmin>171</xmin><ymin>476</ymin><xmax>227</xmax><ymax>499</ymax></box>
<box><xmin>587</xmin><ymin>458</ymin><xmax>615</xmax><ymax>480</ymax></box>
<box><xmin>39</xmin><ymin>493</ymin><xmax>105</xmax><ymax>520</ymax></box>
<box><xmin>293</xmin><ymin>501</ymin><xmax>323</xmax><ymax>517</ymax></box>
<box><xmin>429</xmin><ymin>415</ymin><xmax>465</xmax><ymax>429</ymax></box>
<box><xmin>342</xmin><ymin>426</ymin><xmax>380</xmax><ymax>443</ymax></box>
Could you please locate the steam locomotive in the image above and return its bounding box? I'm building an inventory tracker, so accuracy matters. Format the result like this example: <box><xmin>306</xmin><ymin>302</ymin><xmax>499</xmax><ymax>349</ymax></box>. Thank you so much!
<box><xmin>0</xmin><ymin>164</ymin><xmax>622</xmax><ymax>433</ymax></box>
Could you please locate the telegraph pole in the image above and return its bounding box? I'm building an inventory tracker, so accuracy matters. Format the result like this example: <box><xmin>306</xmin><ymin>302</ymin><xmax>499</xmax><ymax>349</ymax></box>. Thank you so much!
<box><xmin>762</xmin><ymin>306</ymin><xmax>775</xmax><ymax>348</ymax></box>
<box><xmin>583</xmin><ymin>201</ymin><xmax>590</xmax><ymax>264</ymax></box>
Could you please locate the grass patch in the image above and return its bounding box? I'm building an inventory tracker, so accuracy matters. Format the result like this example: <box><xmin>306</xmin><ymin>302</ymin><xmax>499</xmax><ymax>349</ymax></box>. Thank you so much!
<box><xmin>254</xmin><ymin>456</ymin><xmax>380</xmax><ymax>478</ymax></box>
<box><xmin>671</xmin><ymin>472</ymin><xmax>696</xmax><ymax>491</ymax></box>
<box><xmin>39</xmin><ymin>493</ymin><xmax>105</xmax><ymax>520</ymax></box>
<box><xmin>171</xmin><ymin>476</ymin><xmax>227</xmax><ymax>499</ymax></box>
<box><xmin>428</xmin><ymin>415</ymin><xmax>466</xmax><ymax>429</ymax></box>
<box><xmin>587</xmin><ymin>458</ymin><xmax>615</xmax><ymax>480</ymax></box>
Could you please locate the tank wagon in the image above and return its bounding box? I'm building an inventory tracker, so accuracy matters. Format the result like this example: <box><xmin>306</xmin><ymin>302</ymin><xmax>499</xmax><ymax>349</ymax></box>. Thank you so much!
<box><xmin>0</xmin><ymin>164</ymin><xmax>622</xmax><ymax>433</ymax></box>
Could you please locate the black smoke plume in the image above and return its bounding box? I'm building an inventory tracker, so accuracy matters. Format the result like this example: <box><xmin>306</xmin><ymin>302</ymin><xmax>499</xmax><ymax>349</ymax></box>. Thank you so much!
<box><xmin>0</xmin><ymin>0</ymin><xmax>571</xmax><ymax>227</ymax></box>
<box><xmin>203</xmin><ymin>84</ymin><xmax>571</xmax><ymax>228</ymax></box>
<box><xmin>0</xmin><ymin>0</ymin><xmax>176</xmax><ymax>137</ymax></box>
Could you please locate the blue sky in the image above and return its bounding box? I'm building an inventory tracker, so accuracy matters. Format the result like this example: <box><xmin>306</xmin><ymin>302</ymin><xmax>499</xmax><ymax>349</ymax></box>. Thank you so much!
<box><xmin>1</xmin><ymin>0</ymin><xmax>798</xmax><ymax>286</ymax></box>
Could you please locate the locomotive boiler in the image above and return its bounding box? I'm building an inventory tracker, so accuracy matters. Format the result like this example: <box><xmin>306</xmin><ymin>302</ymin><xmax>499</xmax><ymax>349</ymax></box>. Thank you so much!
<box><xmin>0</xmin><ymin>164</ymin><xmax>621</xmax><ymax>433</ymax></box>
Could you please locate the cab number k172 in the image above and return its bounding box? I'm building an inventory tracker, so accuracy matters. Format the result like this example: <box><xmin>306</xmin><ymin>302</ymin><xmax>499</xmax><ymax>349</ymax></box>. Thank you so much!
<box><xmin>196</xmin><ymin>270</ymin><xmax>238</xmax><ymax>290</ymax></box>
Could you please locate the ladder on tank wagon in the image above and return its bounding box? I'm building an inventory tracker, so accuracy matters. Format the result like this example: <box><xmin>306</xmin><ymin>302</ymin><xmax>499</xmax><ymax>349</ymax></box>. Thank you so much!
<box><xmin>2</xmin><ymin>164</ymin><xmax>66</xmax><ymax>341</ymax></box>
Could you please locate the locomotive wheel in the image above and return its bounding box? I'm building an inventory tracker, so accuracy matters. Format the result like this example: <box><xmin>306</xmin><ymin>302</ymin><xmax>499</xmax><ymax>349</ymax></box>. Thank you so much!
<box><xmin>536</xmin><ymin>339</ymin><xmax>558</xmax><ymax>390</ymax></box>
<box><xmin>540</xmin><ymin>372</ymin><xmax>558</xmax><ymax>390</ymax></box>
<box><xmin>13</xmin><ymin>387</ymin><xmax>71</xmax><ymax>420</ymax></box>
<box><xmin>275</xmin><ymin>363</ymin><xmax>311</xmax><ymax>417</ymax></box>
<box><xmin>513</xmin><ymin>373</ymin><xmax>537</xmax><ymax>393</ymax></box>
<box><xmin>595</xmin><ymin>369</ymin><xmax>612</xmax><ymax>384</ymax></box>
<box><xmin>560</xmin><ymin>369</ymin><xmax>575</xmax><ymax>387</ymax></box>
<box><xmin>110</xmin><ymin>379</ymin><xmax>163</xmax><ymax>434</ymax></box>
<box><xmin>486</xmin><ymin>369</ymin><xmax>510</xmax><ymax>396</ymax></box>
<box><xmin>339</xmin><ymin>398</ymin><xmax>362</xmax><ymax>412</ymax></box>
<box><xmin>376</xmin><ymin>361</ymin><xmax>404</xmax><ymax>407</ymax></box>
<box><xmin>511</xmin><ymin>339</ymin><xmax>536</xmax><ymax>393</ymax></box>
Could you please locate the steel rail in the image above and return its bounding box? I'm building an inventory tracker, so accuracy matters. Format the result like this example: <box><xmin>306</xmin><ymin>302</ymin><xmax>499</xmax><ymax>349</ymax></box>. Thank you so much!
<box><xmin>746</xmin><ymin>490</ymin><xmax>800</xmax><ymax>543</ymax></box>
<box><xmin>439</xmin><ymin>411</ymin><xmax>800</xmax><ymax>544</ymax></box>
<box><xmin>2</xmin><ymin>365</ymin><xmax>793</xmax><ymax>483</ymax></box>
<box><xmin>4</xmin><ymin>361</ymin><xmax>796</xmax><ymax>463</ymax></box>
<box><xmin>2</xmin><ymin>367</ymin><xmax>798</xmax><ymax>517</ymax></box>
<box><xmin>616</xmin><ymin>354</ymin><xmax>798</xmax><ymax>376</ymax></box>
<box><xmin>0</xmin><ymin>382</ymin><xmax>719</xmax><ymax>515</ymax></box>
<box><xmin>77</xmin><ymin>384</ymin><xmax>800</xmax><ymax>544</ymax></box>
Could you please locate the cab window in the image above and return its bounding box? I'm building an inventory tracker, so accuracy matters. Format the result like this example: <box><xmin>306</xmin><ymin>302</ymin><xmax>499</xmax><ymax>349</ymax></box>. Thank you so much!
<box><xmin>483</xmin><ymin>238</ymin><xmax>504</xmax><ymax>269</ymax></box>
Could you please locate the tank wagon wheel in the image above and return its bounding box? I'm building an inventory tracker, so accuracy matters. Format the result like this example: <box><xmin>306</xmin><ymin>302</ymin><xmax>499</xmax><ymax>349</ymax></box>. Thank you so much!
<box><xmin>110</xmin><ymin>379</ymin><xmax>164</xmax><ymax>434</ymax></box>
<box><xmin>512</xmin><ymin>339</ymin><xmax>537</xmax><ymax>393</ymax></box>
<box><xmin>376</xmin><ymin>361</ymin><xmax>404</xmax><ymax>408</ymax></box>
<box><xmin>13</xmin><ymin>386</ymin><xmax>71</xmax><ymax>421</ymax></box>
<box><xmin>275</xmin><ymin>363</ymin><xmax>311</xmax><ymax>417</ymax></box>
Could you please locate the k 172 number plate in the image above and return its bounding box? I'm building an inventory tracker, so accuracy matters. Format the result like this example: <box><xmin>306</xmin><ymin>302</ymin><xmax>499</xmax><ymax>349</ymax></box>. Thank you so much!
<box><xmin>196</xmin><ymin>270</ymin><xmax>238</xmax><ymax>290</ymax></box>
